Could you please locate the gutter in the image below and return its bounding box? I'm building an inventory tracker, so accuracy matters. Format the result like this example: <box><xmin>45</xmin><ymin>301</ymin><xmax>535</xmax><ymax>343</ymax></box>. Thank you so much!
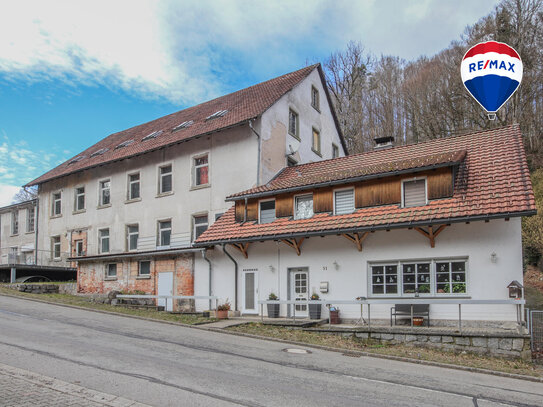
<box><xmin>222</xmin><ymin>244</ymin><xmax>238</xmax><ymax>311</ymax></box>
<box><xmin>202</xmin><ymin>250</ymin><xmax>213</xmax><ymax>310</ymax></box>
<box><xmin>248</xmin><ymin>119</ymin><xmax>261</xmax><ymax>186</ymax></box>
<box><xmin>225</xmin><ymin>161</ymin><xmax>463</xmax><ymax>202</ymax></box>
<box><xmin>70</xmin><ymin>247</ymin><xmax>205</xmax><ymax>262</ymax></box>
<box><xmin>195</xmin><ymin>209</ymin><xmax>537</xmax><ymax>246</ymax></box>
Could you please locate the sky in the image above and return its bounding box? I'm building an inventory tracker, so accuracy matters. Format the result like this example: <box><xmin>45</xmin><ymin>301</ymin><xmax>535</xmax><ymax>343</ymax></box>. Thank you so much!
<box><xmin>0</xmin><ymin>0</ymin><xmax>500</xmax><ymax>206</ymax></box>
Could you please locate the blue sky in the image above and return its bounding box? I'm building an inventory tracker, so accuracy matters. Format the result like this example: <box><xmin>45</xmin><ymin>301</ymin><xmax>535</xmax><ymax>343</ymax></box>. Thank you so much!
<box><xmin>0</xmin><ymin>0</ymin><xmax>499</xmax><ymax>205</ymax></box>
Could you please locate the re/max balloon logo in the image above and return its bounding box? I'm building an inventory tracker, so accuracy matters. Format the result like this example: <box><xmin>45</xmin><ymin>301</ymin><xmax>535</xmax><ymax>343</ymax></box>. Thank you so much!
<box><xmin>460</xmin><ymin>41</ymin><xmax>523</xmax><ymax>119</ymax></box>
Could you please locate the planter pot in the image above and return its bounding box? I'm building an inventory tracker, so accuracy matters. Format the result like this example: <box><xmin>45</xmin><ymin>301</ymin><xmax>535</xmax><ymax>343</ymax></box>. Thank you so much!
<box><xmin>202</xmin><ymin>311</ymin><xmax>210</xmax><ymax>318</ymax></box>
<box><xmin>413</xmin><ymin>317</ymin><xmax>424</xmax><ymax>326</ymax></box>
<box><xmin>267</xmin><ymin>303</ymin><xmax>280</xmax><ymax>318</ymax></box>
<box><xmin>216</xmin><ymin>310</ymin><xmax>229</xmax><ymax>319</ymax></box>
<box><xmin>309</xmin><ymin>304</ymin><xmax>322</xmax><ymax>320</ymax></box>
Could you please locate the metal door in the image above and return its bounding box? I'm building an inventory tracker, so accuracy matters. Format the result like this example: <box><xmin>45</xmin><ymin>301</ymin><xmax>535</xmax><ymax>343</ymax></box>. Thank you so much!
<box><xmin>157</xmin><ymin>272</ymin><xmax>173</xmax><ymax>311</ymax></box>
<box><xmin>290</xmin><ymin>268</ymin><xmax>308</xmax><ymax>316</ymax></box>
<box><xmin>242</xmin><ymin>270</ymin><xmax>258</xmax><ymax>314</ymax></box>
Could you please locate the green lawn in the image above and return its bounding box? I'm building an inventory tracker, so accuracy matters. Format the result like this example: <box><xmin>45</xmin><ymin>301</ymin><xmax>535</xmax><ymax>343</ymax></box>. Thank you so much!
<box><xmin>0</xmin><ymin>285</ymin><xmax>216</xmax><ymax>325</ymax></box>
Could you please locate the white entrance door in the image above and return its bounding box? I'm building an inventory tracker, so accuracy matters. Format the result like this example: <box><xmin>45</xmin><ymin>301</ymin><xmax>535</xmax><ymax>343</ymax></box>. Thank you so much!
<box><xmin>290</xmin><ymin>268</ymin><xmax>308</xmax><ymax>317</ymax></box>
<box><xmin>242</xmin><ymin>270</ymin><xmax>258</xmax><ymax>314</ymax></box>
<box><xmin>158</xmin><ymin>272</ymin><xmax>173</xmax><ymax>311</ymax></box>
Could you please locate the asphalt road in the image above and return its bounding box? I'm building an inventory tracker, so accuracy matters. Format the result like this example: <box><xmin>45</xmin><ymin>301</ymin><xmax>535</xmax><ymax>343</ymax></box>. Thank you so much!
<box><xmin>0</xmin><ymin>295</ymin><xmax>542</xmax><ymax>407</ymax></box>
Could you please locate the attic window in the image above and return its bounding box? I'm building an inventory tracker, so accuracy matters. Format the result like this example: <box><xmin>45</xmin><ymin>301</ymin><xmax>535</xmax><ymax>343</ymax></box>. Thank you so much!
<box><xmin>90</xmin><ymin>148</ymin><xmax>109</xmax><ymax>157</ymax></box>
<box><xmin>402</xmin><ymin>178</ymin><xmax>427</xmax><ymax>207</ymax></box>
<box><xmin>173</xmin><ymin>121</ymin><xmax>193</xmax><ymax>131</ymax></box>
<box><xmin>68</xmin><ymin>156</ymin><xmax>85</xmax><ymax>165</ymax></box>
<box><xmin>142</xmin><ymin>130</ymin><xmax>163</xmax><ymax>141</ymax></box>
<box><xmin>115</xmin><ymin>139</ymin><xmax>134</xmax><ymax>150</ymax></box>
<box><xmin>205</xmin><ymin>110</ymin><xmax>228</xmax><ymax>121</ymax></box>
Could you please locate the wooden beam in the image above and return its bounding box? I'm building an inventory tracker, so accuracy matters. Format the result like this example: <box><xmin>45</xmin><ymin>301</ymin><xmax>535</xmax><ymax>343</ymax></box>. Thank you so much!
<box><xmin>414</xmin><ymin>225</ymin><xmax>448</xmax><ymax>248</ymax></box>
<box><xmin>341</xmin><ymin>232</ymin><xmax>369</xmax><ymax>251</ymax></box>
<box><xmin>231</xmin><ymin>242</ymin><xmax>250</xmax><ymax>259</ymax></box>
<box><xmin>281</xmin><ymin>237</ymin><xmax>304</xmax><ymax>256</ymax></box>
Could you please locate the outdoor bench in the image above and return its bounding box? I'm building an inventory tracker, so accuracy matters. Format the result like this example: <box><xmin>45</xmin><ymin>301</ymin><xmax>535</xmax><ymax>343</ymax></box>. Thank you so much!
<box><xmin>390</xmin><ymin>304</ymin><xmax>430</xmax><ymax>327</ymax></box>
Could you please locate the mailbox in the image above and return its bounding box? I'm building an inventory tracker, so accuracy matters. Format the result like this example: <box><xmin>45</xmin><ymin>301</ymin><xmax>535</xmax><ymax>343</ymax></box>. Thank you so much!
<box><xmin>507</xmin><ymin>280</ymin><xmax>523</xmax><ymax>299</ymax></box>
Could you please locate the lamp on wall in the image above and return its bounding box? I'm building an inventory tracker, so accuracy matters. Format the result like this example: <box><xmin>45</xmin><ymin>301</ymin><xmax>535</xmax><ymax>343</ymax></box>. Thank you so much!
<box><xmin>333</xmin><ymin>261</ymin><xmax>339</xmax><ymax>270</ymax></box>
<box><xmin>490</xmin><ymin>252</ymin><xmax>498</xmax><ymax>263</ymax></box>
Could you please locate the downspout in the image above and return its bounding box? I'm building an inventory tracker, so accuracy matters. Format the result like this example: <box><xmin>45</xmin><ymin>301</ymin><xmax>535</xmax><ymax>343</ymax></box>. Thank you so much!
<box><xmin>202</xmin><ymin>250</ymin><xmax>213</xmax><ymax>310</ymax></box>
<box><xmin>248</xmin><ymin>119</ymin><xmax>261</xmax><ymax>186</ymax></box>
<box><xmin>34</xmin><ymin>199</ymin><xmax>39</xmax><ymax>265</ymax></box>
<box><xmin>222</xmin><ymin>244</ymin><xmax>238</xmax><ymax>312</ymax></box>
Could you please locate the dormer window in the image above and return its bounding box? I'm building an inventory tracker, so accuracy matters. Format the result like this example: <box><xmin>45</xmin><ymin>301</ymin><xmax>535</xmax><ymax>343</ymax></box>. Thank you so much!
<box><xmin>402</xmin><ymin>178</ymin><xmax>427</xmax><ymax>207</ymax></box>
<box><xmin>334</xmin><ymin>189</ymin><xmax>355</xmax><ymax>215</ymax></box>
<box><xmin>295</xmin><ymin>194</ymin><xmax>313</xmax><ymax>219</ymax></box>
<box><xmin>259</xmin><ymin>200</ymin><xmax>276</xmax><ymax>224</ymax></box>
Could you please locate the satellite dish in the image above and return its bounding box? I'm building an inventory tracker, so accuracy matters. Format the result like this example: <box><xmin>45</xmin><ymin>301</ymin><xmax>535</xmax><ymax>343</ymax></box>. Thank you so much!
<box><xmin>287</xmin><ymin>144</ymin><xmax>298</xmax><ymax>157</ymax></box>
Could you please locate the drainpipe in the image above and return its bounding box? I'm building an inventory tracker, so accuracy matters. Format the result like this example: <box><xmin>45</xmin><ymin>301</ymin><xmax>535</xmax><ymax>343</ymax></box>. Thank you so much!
<box><xmin>248</xmin><ymin>119</ymin><xmax>261</xmax><ymax>186</ymax></box>
<box><xmin>34</xmin><ymin>199</ymin><xmax>39</xmax><ymax>265</ymax></box>
<box><xmin>222</xmin><ymin>244</ymin><xmax>238</xmax><ymax>311</ymax></box>
<box><xmin>202</xmin><ymin>250</ymin><xmax>213</xmax><ymax>310</ymax></box>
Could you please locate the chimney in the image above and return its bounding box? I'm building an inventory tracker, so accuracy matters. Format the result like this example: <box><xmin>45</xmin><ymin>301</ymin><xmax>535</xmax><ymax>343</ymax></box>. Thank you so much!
<box><xmin>374</xmin><ymin>136</ymin><xmax>394</xmax><ymax>150</ymax></box>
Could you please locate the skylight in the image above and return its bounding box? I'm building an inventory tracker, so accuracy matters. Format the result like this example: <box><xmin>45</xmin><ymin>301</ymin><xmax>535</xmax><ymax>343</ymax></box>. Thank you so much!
<box><xmin>205</xmin><ymin>110</ymin><xmax>228</xmax><ymax>121</ymax></box>
<box><xmin>68</xmin><ymin>156</ymin><xmax>85</xmax><ymax>165</ymax></box>
<box><xmin>142</xmin><ymin>130</ymin><xmax>163</xmax><ymax>141</ymax></box>
<box><xmin>114</xmin><ymin>139</ymin><xmax>134</xmax><ymax>149</ymax></box>
<box><xmin>172</xmin><ymin>121</ymin><xmax>194</xmax><ymax>131</ymax></box>
<box><xmin>90</xmin><ymin>148</ymin><xmax>109</xmax><ymax>157</ymax></box>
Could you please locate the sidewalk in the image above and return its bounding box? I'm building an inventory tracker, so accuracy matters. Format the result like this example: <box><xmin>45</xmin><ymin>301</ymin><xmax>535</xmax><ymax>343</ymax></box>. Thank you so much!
<box><xmin>0</xmin><ymin>362</ymin><xmax>149</xmax><ymax>407</ymax></box>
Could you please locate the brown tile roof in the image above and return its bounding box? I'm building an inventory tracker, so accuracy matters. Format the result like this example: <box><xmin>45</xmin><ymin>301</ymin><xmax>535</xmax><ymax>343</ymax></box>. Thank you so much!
<box><xmin>196</xmin><ymin>125</ymin><xmax>537</xmax><ymax>245</ymax></box>
<box><xmin>227</xmin><ymin>149</ymin><xmax>467</xmax><ymax>199</ymax></box>
<box><xmin>28</xmin><ymin>64</ymin><xmax>342</xmax><ymax>186</ymax></box>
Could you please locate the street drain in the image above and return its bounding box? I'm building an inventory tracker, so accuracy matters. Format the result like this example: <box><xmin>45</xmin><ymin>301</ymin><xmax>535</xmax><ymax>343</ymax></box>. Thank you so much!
<box><xmin>283</xmin><ymin>348</ymin><xmax>311</xmax><ymax>354</ymax></box>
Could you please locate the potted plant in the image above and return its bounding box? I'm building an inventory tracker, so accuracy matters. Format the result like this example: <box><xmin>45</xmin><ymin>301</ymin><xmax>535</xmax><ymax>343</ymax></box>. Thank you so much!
<box><xmin>216</xmin><ymin>300</ymin><xmax>230</xmax><ymax>319</ymax></box>
<box><xmin>267</xmin><ymin>293</ymin><xmax>280</xmax><ymax>318</ymax></box>
<box><xmin>309</xmin><ymin>293</ymin><xmax>321</xmax><ymax>319</ymax></box>
<box><xmin>413</xmin><ymin>317</ymin><xmax>424</xmax><ymax>326</ymax></box>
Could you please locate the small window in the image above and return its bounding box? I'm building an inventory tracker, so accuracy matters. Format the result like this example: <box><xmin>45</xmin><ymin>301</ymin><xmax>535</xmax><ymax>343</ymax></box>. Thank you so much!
<box><xmin>99</xmin><ymin>228</ymin><xmax>110</xmax><ymax>253</ymax></box>
<box><xmin>99</xmin><ymin>180</ymin><xmax>110</xmax><ymax>206</ymax></box>
<box><xmin>295</xmin><ymin>194</ymin><xmax>313</xmax><ymax>220</ymax></box>
<box><xmin>90</xmin><ymin>148</ymin><xmax>108</xmax><ymax>157</ymax></box>
<box><xmin>127</xmin><ymin>224</ymin><xmax>139</xmax><ymax>251</ymax></box>
<box><xmin>115</xmin><ymin>139</ymin><xmax>134</xmax><ymax>149</ymax></box>
<box><xmin>74</xmin><ymin>186</ymin><xmax>85</xmax><ymax>211</ymax></box>
<box><xmin>11</xmin><ymin>211</ymin><xmax>18</xmax><ymax>235</ymax></box>
<box><xmin>332</xmin><ymin>143</ymin><xmax>339</xmax><ymax>158</ymax></box>
<box><xmin>402</xmin><ymin>263</ymin><xmax>431</xmax><ymax>294</ymax></box>
<box><xmin>311</xmin><ymin>86</ymin><xmax>320</xmax><ymax>110</ymax></box>
<box><xmin>26</xmin><ymin>208</ymin><xmax>34</xmax><ymax>233</ymax></box>
<box><xmin>205</xmin><ymin>110</ymin><xmax>228</xmax><ymax>121</ymax></box>
<box><xmin>259</xmin><ymin>200</ymin><xmax>276</xmax><ymax>224</ymax></box>
<box><xmin>159</xmin><ymin>165</ymin><xmax>172</xmax><ymax>194</ymax></box>
<box><xmin>128</xmin><ymin>173</ymin><xmax>140</xmax><ymax>200</ymax></box>
<box><xmin>172</xmin><ymin>121</ymin><xmax>193</xmax><ymax>131</ymax></box>
<box><xmin>142</xmin><ymin>130</ymin><xmax>162</xmax><ymax>141</ymax></box>
<box><xmin>139</xmin><ymin>260</ymin><xmax>151</xmax><ymax>276</ymax></box>
<box><xmin>288</xmin><ymin>109</ymin><xmax>299</xmax><ymax>138</ymax></box>
<box><xmin>371</xmin><ymin>265</ymin><xmax>398</xmax><ymax>295</ymax></box>
<box><xmin>436</xmin><ymin>261</ymin><xmax>466</xmax><ymax>295</ymax></box>
<box><xmin>52</xmin><ymin>192</ymin><xmax>62</xmax><ymax>216</ymax></box>
<box><xmin>158</xmin><ymin>220</ymin><xmax>171</xmax><ymax>247</ymax></box>
<box><xmin>75</xmin><ymin>240</ymin><xmax>84</xmax><ymax>257</ymax></box>
<box><xmin>68</xmin><ymin>156</ymin><xmax>85</xmax><ymax>164</ymax></box>
<box><xmin>403</xmin><ymin>179</ymin><xmax>427</xmax><ymax>207</ymax></box>
<box><xmin>312</xmin><ymin>128</ymin><xmax>321</xmax><ymax>155</ymax></box>
<box><xmin>106</xmin><ymin>263</ymin><xmax>117</xmax><ymax>278</ymax></box>
<box><xmin>51</xmin><ymin>236</ymin><xmax>61</xmax><ymax>260</ymax></box>
<box><xmin>193</xmin><ymin>215</ymin><xmax>208</xmax><ymax>241</ymax></box>
<box><xmin>334</xmin><ymin>189</ymin><xmax>355</xmax><ymax>215</ymax></box>
<box><xmin>193</xmin><ymin>154</ymin><xmax>209</xmax><ymax>186</ymax></box>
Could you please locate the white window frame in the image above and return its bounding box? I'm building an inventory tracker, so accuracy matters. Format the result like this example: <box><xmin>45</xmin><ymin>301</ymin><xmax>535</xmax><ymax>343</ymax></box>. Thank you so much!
<box><xmin>401</xmin><ymin>176</ymin><xmax>428</xmax><ymax>208</ymax></box>
<box><xmin>192</xmin><ymin>153</ymin><xmax>210</xmax><ymax>187</ymax></box>
<box><xmin>294</xmin><ymin>193</ymin><xmax>314</xmax><ymax>220</ymax></box>
<box><xmin>126</xmin><ymin>224</ymin><xmax>139</xmax><ymax>252</ymax></box>
<box><xmin>105</xmin><ymin>263</ymin><xmax>117</xmax><ymax>279</ymax></box>
<box><xmin>98</xmin><ymin>179</ymin><xmax>111</xmax><ymax>207</ymax></box>
<box><xmin>158</xmin><ymin>163</ymin><xmax>173</xmax><ymax>195</ymax></box>
<box><xmin>51</xmin><ymin>236</ymin><xmax>61</xmax><ymax>260</ymax></box>
<box><xmin>11</xmin><ymin>211</ymin><xmax>18</xmax><ymax>235</ymax></box>
<box><xmin>51</xmin><ymin>191</ymin><xmax>62</xmax><ymax>216</ymax></box>
<box><xmin>98</xmin><ymin>228</ymin><xmax>110</xmax><ymax>254</ymax></box>
<box><xmin>311</xmin><ymin>85</ymin><xmax>320</xmax><ymax>111</ymax></box>
<box><xmin>26</xmin><ymin>207</ymin><xmax>35</xmax><ymax>233</ymax></box>
<box><xmin>368</xmin><ymin>258</ymin><xmax>468</xmax><ymax>297</ymax></box>
<box><xmin>288</xmin><ymin>108</ymin><xmax>299</xmax><ymax>139</ymax></box>
<box><xmin>75</xmin><ymin>239</ymin><xmax>84</xmax><ymax>257</ymax></box>
<box><xmin>127</xmin><ymin>172</ymin><xmax>141</xmax><ymax>201</ymax></box>
<box><xmin>333</xmin><ymin>187</ymin><xmax>355</xmax><ymax>215</ymax></box>
<box><xmin>258</xmin><ymin>199</ymin><xmax>276</xmax><ymax>224</ymax></box>
<box><xmin>74</xmin><ymin>186</ymin><xmax>85</xmax><ymax>212</ymax></box>
<box><xmin>192</xmin><ymin>213</ymin><xmax>209</xmax><ymax>242</ymax></box>
<box><xmin>157</xmin><ymin>219</ymin><xmax>172</xmax><ymax>247</ymax></box>
<box><xmin>138</xmin><ymin>260</ymin><xmax>151</xmax><ymax>277</ymax></box>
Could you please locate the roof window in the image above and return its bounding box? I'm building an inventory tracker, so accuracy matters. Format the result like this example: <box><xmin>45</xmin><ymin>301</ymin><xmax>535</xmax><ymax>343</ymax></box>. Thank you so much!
<box><xmin>68</xmin><ymin>156</ymin><xmax>85</xmax><ymax>165</ymax></box>
<box><xmin>142</xmin><ymin>130</ymin><xmax>163</xmax><ymax>141</ymax></box>
<box><xmin>173</xmin><ymin>121</ymin><xmax>193</xmax><ymax>131</ymax></box>
<box><xmin>90</xmin><ymin>148</ymin><xmax>109</xmax><ymax>157</ymax></box>
<box><xmin>205</xmin><ymin>110</ymin><xmax>228</xmax><ymax>121</ymax></box>
<box><xmin>114</xmin><ymin>139</ymin><xmax>134</xmax><ymax>150</ymax></box>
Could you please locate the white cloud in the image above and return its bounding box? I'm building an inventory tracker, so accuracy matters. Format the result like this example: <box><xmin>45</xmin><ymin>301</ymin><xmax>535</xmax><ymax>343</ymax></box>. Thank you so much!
<box><xmin>0</xmin><ymin>184</ymin><xmax>20</xmax><ymax>206</ymax></box>
<box><xmin>0</xmin><ymin>0</ymin><xmax>499</xmax><ymax>105</ymax></box>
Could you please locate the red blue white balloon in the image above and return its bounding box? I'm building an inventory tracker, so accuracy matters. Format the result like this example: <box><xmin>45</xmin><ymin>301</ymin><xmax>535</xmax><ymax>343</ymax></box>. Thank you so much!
<box><xmin>461</xmin><ymin>41</ymin><xmax>523</xmax><ymax>115</ymax></box>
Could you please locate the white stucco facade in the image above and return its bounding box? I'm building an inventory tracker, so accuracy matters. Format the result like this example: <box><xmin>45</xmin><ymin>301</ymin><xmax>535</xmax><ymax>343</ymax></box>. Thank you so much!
<box><xmin>194</xmin><ymin>218</ymin><xmax>523</xmax><ymax>323</ymax></box>
<box><xmin>0</xmin><ymin>201</ymin><xmax>37</xmax><ymax>266</ymax></box>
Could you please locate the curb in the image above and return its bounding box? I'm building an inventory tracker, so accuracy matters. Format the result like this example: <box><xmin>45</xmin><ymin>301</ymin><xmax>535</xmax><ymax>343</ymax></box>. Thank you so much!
<box><xmin>2</xmin><ymin>292</ymin><xmax>541</xmax><ymax>383</ymax></box>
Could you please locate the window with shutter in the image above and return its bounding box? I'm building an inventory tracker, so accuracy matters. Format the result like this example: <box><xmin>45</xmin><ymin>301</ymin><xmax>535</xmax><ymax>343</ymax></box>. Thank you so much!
<box><xmin>403</xmin><ymin>179</ymin><xmax>427</xmax><ymax>207</ymax></box>
<box><xmin>259</xmin><ymin>200</ymin><xmax>276</xmax><ymax>224</ymax></box>
<box><xmin>334</xmin><ymin>189</ymin><xmax>355</xmax><ymax>215</ymax></box>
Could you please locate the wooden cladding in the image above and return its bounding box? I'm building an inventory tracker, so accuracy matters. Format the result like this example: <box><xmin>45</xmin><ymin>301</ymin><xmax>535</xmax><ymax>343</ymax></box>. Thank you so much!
<box><xmin>313</xmin><ymin>188</ymin><xmax>333</xmax><ymax>213</ymax></box>
<box><xmin>275</xmin><ymin>193</ymin><xmax>293</xmax><ymax>218</ymax></box>
<box><xmin>234</xmin><ymin>199</ymin><xmax>259</xmax><ymax>222</ymax></box>
<box><xmin>356</xmin><ymin>177</ymin><xmax>401</xmax><ymax>207</ymax></box>
<box><xmin>427</xmin><ymin>167</ymin><xmax>453</xmax><ymax>199</ymax></box>
<box><xmin>235</xmin><ymin>200</ymin><xmax>245</xmax><ymax>222</ymax></box>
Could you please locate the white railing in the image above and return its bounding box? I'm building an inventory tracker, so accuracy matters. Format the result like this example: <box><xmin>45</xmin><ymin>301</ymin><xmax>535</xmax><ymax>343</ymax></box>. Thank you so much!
<box><xmin>116</xmin><ymin>295</ymin><xmax>219</xmax><ymax>310</ymax></box>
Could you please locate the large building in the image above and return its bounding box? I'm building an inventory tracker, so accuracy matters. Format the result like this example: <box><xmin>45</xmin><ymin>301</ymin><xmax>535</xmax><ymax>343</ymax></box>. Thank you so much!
<box><xmin>22</xmin><ymin>64</ymin><xmax>346</xmax><ymax>309</ymax></box>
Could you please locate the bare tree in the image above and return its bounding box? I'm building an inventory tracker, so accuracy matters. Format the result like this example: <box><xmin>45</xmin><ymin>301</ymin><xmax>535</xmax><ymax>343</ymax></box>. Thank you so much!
<box><xmin>12</xmin><ymin>186</ymin><xmax>37</xmax><ymax>203</ymax></box>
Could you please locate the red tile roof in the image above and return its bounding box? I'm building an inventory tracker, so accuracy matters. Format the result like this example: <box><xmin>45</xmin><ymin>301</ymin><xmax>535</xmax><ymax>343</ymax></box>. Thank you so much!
<box><xmin>28</xmin><ymin>64</ymin><xmax>344</xmax><ymax>186</ymax></box>
<box><xmin>196</xmin><ymin>125</ymin><xmax>536</xmax><ymax>245</ymax></box>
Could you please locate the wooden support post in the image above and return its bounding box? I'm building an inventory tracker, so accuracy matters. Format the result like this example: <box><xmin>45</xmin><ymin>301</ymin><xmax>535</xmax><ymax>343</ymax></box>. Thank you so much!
<box><xmin>414</xmin><ymin>225</ymin><xmax>448</xmax><ymax>248</ymax></box>
<box><xmin>231</xmin><ymin>242</ymin><xmax>250</xmax><ymax>259</ymax></box>
<box><xmin>341</xmin><ymin>232</ymin><xmax>369</xmax><ymax>251</ymax></box>
<box><xmin>281</xmin><ymin>237</ymin><xmax>305</xmax><ymax>256</ymax></box>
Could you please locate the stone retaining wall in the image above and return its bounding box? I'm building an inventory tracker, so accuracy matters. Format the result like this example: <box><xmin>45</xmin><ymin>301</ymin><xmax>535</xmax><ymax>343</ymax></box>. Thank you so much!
<box><xmin>5</xmin><ymin>283</ymin><xmax>60</xmax><ymax>294</ymax></box>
